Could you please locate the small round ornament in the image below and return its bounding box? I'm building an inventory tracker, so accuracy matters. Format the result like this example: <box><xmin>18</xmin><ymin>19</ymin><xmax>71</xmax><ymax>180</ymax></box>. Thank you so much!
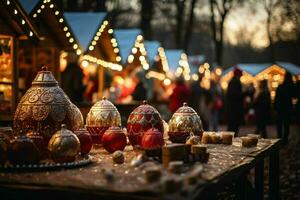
<box><xmin>8</xmin><ymin>135</ymin><xmax>40</xmax><ymax>165</ymax></box>
<box><xmin>127</xmin><ymin>101</ymin><xmax>164</xmax><ymax>146</ymax></box>
<box><xmin>112</xmin><ymin>150</ymin><xmax>125</xmax><ymax>164</ymax></box>
<box><xmin>101</xmin><ymin>126</ymin><xmax>127</xmax><ymax>153</ymax></box>
<box><xmin>74</xmin><ymin>128</ymin><xmax>93</xmax><ymax>155</ymax></box>
<box><xmin>168</xmin><ymin>103</ymin><xmax>203</xmax><ymax>143</ymax></box>
<box><xmin>86</xmin><ymin>97</ymin><xmax>121</xmax><ymax>144</ymax></box>
<box><xmin>48</xmin><ymin>124</ymin><xmax>80</xmax><ymax>163</ymax></box>
<box><xmin>141</xmin><ymin>128</ymin><xmax>164</xmax><ymax>150</ymax></box>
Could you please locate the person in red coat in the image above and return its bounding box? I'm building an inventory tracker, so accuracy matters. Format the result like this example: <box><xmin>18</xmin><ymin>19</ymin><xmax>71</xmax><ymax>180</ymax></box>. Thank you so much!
<box><xmin>169</xmin><ymin>77</ymin><xmax>191</xmax><ymax>113</ymax></box>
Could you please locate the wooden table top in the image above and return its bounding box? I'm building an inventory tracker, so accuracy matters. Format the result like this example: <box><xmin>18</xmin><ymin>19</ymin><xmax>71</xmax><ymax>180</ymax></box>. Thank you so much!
<box><xmin>0</xmin><ymin>138</ymin><xmax>281</xmax><ymax>200</ymax></box>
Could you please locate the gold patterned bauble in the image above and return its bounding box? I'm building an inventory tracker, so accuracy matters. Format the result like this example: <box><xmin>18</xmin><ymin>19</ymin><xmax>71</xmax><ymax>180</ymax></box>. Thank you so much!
<box><xmin>13</xmin><ymin>66</ymin><xmax>84</xmax><ymax>143</ymax></box>
<box><xmin>86</xmin><ymin>97</ymin><xmax>121</xmax><ymax>144</ymax></box>
<box><xmin>48</xmin><ymin>124</ymin><xmax>80</xmax><ymax>163</ymax></box>
<box><xmin>168</xmin><ymin>103</ymin><xmax>203</xmax><ymax>143</ymax></box>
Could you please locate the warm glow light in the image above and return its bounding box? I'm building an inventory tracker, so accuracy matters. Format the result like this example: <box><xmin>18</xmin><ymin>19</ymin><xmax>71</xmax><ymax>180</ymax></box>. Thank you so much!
<box><xmin>163</xmin><ymin>78</ymin><xmax>171</xmax><ymax>86</ymax></box>
<box><xmin>81</xmin><ymin>60</ymin><xmax>89</xmax><ymax>68</ymax></box>
<box><xmin>76</xmin><ymin>49</ymin><xmax>81</xmax><ymax>55</ymax></box>
<box><xmin>139</xmin><ymin>56</ymin><xmax>145</xmax><ymax>62</ymax></box>
<box><xmin>204</xmin><ymin>63</ymin><xmax>210</xmax><ymax>69</ymax></box>
<box><xmin>89</xmin><ymin>46</ymin><xmax>94</xmax><ymax>51</ymax></box>
<box><xmin>59</xmin><ymin>18</ymin><xmax>64</xmax><ymax>23</ymax></box>
<box><xmin>55</xmin><ymin>11</ymin><xmax>59</xmax><ymax>15</ymax></box>
<box><xmin>127</xmin><ymin>55</ymin><xmax>134</xmax><ymax>63</ymax></box>
<box><xmin>192</xmin><ymin>74</ymin><xmax>199</xmax><ymax>81</ymax></box>
<box><xmin>132</xmin><ymin>47</ymin><xmax>137</xmax><ymax>54</ymax></box>
<box><xmin>137</xmin><ymin>35</ymin><xmax>143</xmax><ymax>41</ymax></box>
<box><xmin>199</xmin><ymin>66</ymin><xmax>205</xmax><ymax>74</ymax></box>
<box><xmin>143</xmin><ymin>63</ymin><xmax>149</xmax><ymax>70</ymax></box>
<box><xmin>116</xmin><ymin>56</ymin><xmax>121</xmax><ymax>62</ymax></box>
<box><xmin>113</xmin><ymin>48</ymin><xmax>119</xmax><ymax>53</ymax></box>
<box><xmin>108</xmin><ymin>29</ymin><xmax>113</xmax><ymax>34</ymax></box>
<box><xmin>69</xmin><ymin>38</ymin><xmax>74</xmax><ymax>43</ymax></box>
<box><xmin>215</xmin><ymin>68</ymin><xmax>222</xmax><ymax>76</ymax></box>
<box><xmin>73</xmin><ymin>44</ymin><xmax>78</xmax><ymax>49</ymax></box>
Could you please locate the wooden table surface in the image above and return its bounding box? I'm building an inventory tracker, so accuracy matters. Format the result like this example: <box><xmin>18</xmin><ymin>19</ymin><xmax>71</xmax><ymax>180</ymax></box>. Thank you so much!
<box><xmin>0</xmin><ymin>138</ymin><xmax>281</xmax><ymax>200</ymax></box>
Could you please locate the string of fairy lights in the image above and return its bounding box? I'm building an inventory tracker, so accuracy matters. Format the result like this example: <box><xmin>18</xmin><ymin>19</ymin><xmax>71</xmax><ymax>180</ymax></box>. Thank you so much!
<box><xmin>5</xmin><ymin>0</ymin><xmax>225</xmax><ymax>83</ymax></box>
<box><xmin>127</xmin><ymin>35</ymin><xmax>150</xmax><ymax>70</ymax></box>
<box><xmin>175</xmin><ymin>53</ymin><xmax>191</xmax><ymax>81</ymax></box>
<box><xmin>29</xmin><ymin>0</ymin><xmax>124</xmax><ymax>71</ymax></box>
<box><xmin>5</xmin><ymin>0</ymin><xmax>37</xmax><ymax>38</ymax></box>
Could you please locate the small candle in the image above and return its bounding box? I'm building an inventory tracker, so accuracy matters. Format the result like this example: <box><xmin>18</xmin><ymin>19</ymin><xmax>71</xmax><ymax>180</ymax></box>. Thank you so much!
<box><xmin>221</xmin><ymin>132</ymin><xmax>234</xmax><ymax>145</ymax></box>
<box><xmin>201</xmin><ymin>132</ymin><xmax>212</xmax><ymax>144</ymax></box>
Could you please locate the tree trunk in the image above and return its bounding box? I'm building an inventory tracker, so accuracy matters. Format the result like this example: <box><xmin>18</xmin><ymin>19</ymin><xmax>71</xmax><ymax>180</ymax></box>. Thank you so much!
<box><xmin>216</xmin><ymin>16</ymin><xmax>225</xmax><ymax>65</ymax></box>
<box><xmin>210</xmin><ymin>0</ymin><xmax>217</xmax><ymax>63</ymax></box>
<box><xmin>183</xmin><ymin>0</ymin><xmax>197</xmax><ymax>52</ymax></box>
<box><xmin>176</xmin><ymin>0</ymin><xmax>186</xmax><ymax>48</ymax></box>
<box><xmin>141</xmin><ymin>0</ymin><xmax>154</xmax><ymax>40</ymax></box>
<box><xmin>266</xmin><ymin>12</ymin><xmax>275</xmax><ymax>62</ymax></box>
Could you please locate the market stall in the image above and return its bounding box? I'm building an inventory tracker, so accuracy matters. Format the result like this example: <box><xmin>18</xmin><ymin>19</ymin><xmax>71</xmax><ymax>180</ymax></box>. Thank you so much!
<box><xmin>64</xmin><ymin>12</ymin><xmax>123</xmax><ymax>99</ymax></box>
<box><xmin>114</xmin><ymin>29</ymin><xmax>149</xmax><ymax>74</ymax></box>
<box><xmin>221</xmin><ymin>62</ymin><xmax>300</xmax><ymax>99</ymax></box>
<box><xmin>18</xmin><ymin>0</ymin><xmax>80</xmax><ymax>85</ymax></box>
<box><xmin>0</xmin><ymin>0</ymin><xmax>39</xmax><ymax>122</ymax></box>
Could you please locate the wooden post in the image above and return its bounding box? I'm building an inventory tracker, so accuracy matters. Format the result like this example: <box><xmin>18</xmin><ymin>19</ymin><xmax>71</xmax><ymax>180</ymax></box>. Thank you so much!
<box><xmin>269</xmin><ymin>148</ymin><xmax>280</xmax><ymax>200</ymax></box>
<box><xmin>98</xmin><ymin>65</ymin><xmax>104</xmax><ymax>98</ymax></box>
<box><xmin>12</xmin><ymin>37</ymin><xmax>19</xmax><ymax>114</ymax></box>
<box><xmin>255</xmin><ymin>160</ymin><xmax>264</xmax><ymax>200</ymax></box>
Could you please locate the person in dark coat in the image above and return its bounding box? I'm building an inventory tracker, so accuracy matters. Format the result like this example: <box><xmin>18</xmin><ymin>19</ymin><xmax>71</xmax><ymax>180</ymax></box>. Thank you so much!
<box><xmin>61</xmin><ymin>56</ymin><xmax>85</xmax><ymax>103</ymax></box>
<box><xmin>226</xmin><ymin>68</ymin><xmax>244</xmax><ymax>135</ymax></box>
<box><xmin>189</xmin><ymin>75</ymin><xmax>211</xmax><ymax>130</ymax></box>
<box><xmin>132</xmin><ymin>69</ymin><xmax>147</xmax><ymax>101</ymax></box>
<box><xmin>274</xmin><ymin>72</ymin><xmax>294</xmax><ymax>145</ymax></box>
<box><xmin>169</xmin><ymin>77</ymin><xmax>190</xmax><ymax>113</ymax></box>
<box><xmin>254</xmin><ymin>80</ymin><xmax>271</xmax><ymax>138</ymax></box>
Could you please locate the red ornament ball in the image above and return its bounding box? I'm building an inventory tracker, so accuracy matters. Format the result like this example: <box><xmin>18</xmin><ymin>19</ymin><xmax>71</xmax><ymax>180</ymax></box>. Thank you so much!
<box><xmin>101</xmin><ymin>127</ymin><xmax>127</xmax><ymax>153</ymax></box>
<box><xmin>8</xmin><ymin>135</ymin><xmax>40</xmax><ymax>165</ymax></box>
<box><xmin>127</xmin><ymin>101</ymin><xmax>164</xmax><ymax>146</ymax></box>
<box><xmin>141</xmin><ymin>128</ymin><xmax>164</xmax><ymax>150</ymax></box>
<box><xmin>74</xmin><ymin>128</ymin><xmax>93</xmax><ymax>155</ymax></box>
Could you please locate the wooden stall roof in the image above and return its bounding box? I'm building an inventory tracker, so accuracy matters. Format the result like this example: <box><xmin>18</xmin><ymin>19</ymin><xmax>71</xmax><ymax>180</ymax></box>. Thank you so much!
<box><xmin>222</xmin><ymin>63</ymin><xmax>271</xmax><ymax>77</ymax></box>
<box><xmin>19</xmin><ymin>0</ymin><xmax>79</xmax><ymax>51</ymax></box>
<box><xmin>276</xmin><ymin>61</ymin><xmax>300</xmax><ymax>75</ymax></box>
<box><xmin>64</xmin><ymin>12</ymin><xmax>107</xmax><ymax>54</ymax></box>
<box><xmin>0</xmin><ymin>0</ymin><xmax>39</xmax><ymax>40</ymax></box>
<box><xmin>222</xmin><ymin>62</ymin><xmax>300</xmax><ymax>77</ymax></box>
<box><xmin>114</xmin><ymin>29</ymin><xmax>141</xmax><ymax>64</ymax></box>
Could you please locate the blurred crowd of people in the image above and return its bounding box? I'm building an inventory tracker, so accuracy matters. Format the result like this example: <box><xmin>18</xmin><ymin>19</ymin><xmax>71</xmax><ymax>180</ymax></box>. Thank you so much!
<box><xmin>168</xmin><ymin>68</ymin><xmax>300</xmax><ymax>145</ymax></box>
<box><xmin>61</xmin><ymin>58</ymin><xmax>299</xmax><ymax>144</ymax></box>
